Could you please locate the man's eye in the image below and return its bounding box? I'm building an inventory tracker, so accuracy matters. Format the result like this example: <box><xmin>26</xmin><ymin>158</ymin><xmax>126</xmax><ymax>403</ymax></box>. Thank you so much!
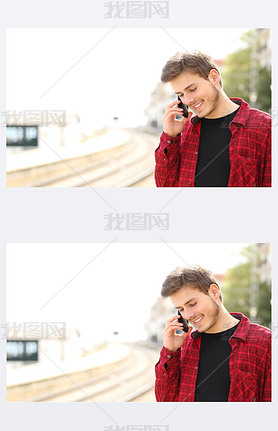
<box><xmin>189</xmin><ymin>303</ymin><xmax>197</xmax><ymax>307</ymax></box>
<box><xmin>189</xmin><ymin>88</ymin><xmax>196</xmax><ymax>92</ymax></box>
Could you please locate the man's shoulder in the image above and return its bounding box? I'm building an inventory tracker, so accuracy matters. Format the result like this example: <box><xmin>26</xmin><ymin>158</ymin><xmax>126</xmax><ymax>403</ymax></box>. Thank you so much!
<box><xmin>248</xmin><ymin>106</ymin><xmax>271</xmax><ymax>123</ymax></box>
<box><xmin>246</xmin><ymin>320</ymin><xmax>271</xmax><ymax>343</ymax></box>
<box><xmin>234</xmin><ymin>98</ymin><xmax>271</xmax><ymax>126</ymax></box>
<box><xmin>233</xmin><ymin>312</ymin><xmax>271</xmax><ymax>344</ymax></box>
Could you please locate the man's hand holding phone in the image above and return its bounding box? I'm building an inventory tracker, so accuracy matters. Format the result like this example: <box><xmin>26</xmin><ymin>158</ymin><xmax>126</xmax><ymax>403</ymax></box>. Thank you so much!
<box><xmin>163</xmin><ymin>314</ymin><xmax>193</xmax><ymax>352</ymax></box>
<box><xmin>162</xmin><ymin>98</ymin><xmax>192</xmax><ymax>138</ymax></box>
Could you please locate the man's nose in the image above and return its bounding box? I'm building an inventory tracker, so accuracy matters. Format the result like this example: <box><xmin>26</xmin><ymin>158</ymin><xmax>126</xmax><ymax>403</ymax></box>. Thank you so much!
<box><xmin>183</xmin><ymin>95</ymin><xmax>194</xmax><ymax>107</ymax></box>
<box><xmin>182</xmin><ymin>309</ymin><xmax>192</xmax><ymax>321</ymax></box>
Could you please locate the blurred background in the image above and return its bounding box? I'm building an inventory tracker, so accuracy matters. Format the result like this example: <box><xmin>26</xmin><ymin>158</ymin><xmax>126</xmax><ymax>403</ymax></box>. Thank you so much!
<box><xmin>6</xmin><ymin>28</ymin><xmax>271</xmax><ymax>187</ymax></box>
<box><xmin>6</xmin><ymin>243</ymin><xmax>271</xmax><ymax>402</ymax></box>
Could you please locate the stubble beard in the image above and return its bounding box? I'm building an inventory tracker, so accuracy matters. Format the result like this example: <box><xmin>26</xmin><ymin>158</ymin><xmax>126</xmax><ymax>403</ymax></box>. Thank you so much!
<box><xmin>200</xmin><ymin>297</ymin><xmax>221</xmax><ymax>333</ymax></box>
<box><xmin>200</xmin><ymin>83</ymin><xmax>221</xmax><ymax>119</ymax></box>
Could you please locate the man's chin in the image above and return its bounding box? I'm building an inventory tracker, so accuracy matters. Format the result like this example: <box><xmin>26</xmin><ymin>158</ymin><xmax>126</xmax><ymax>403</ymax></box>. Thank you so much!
<box><xmin>193</xmin><ymin>322</ymin><xmax>207</xmax><ymax>333</ymax></box>
<box><xmin>199</xmin><ymin>107</ymin><xmax>214</xmax><ymax>118</ymax></box>
<box><xmin>195</xmin><ymin>109</ymin><xmax>208</xmax><ymax>119</ymax></box>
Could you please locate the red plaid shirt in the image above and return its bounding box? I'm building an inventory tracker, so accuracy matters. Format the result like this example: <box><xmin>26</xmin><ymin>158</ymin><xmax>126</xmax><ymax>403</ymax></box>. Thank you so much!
<box><xmin>155</xmin><ymin>313</ymin><xmax>271</xmax><ymax>402</ymax></box>
<box><xmin>155</xmin><ymin>98</ymin><xmax>271</xmax><ymax>187</ymax></box>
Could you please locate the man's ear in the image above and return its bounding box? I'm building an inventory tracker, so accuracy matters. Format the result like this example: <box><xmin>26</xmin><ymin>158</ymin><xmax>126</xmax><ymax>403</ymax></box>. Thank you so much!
<box><xmin>208</xmin><ymin>69</ymin><xmax>220</xmax><ymax>85</ymax></box>
<box><xmin>209</xmin><ymin>283</ymin><xmax>220</xmax><ymax>299</ymax></box>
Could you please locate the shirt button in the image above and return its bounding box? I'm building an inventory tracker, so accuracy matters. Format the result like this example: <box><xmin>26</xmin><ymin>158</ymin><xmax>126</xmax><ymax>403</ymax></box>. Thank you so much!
<box><xmin>173</xmin><ymin>356</ymin><xmax>176</xmax><ymax>358</ymax></box>
<box><xmin>167</xmin><ymin>355</ymin><xmax>170</xmax><ymax>358</ymax></box>
<box><xmin>167</xmin><ymin>140</ymin><xmax>170</xmax><ymax>143</ymax></box>
<box><xmin>164</xmin><ymin>373</ymin><xmax>167</xmax><ymax>376</ymax></box>
<box><xmin>195</xmin><ymin>152</ymin><xmax>198</xmax><ymax>155</ymax></box>
<box><xmin>164</xmin><ymin>158</ymin><xmax>166</xmax><ymax>161</ymax></box>
<box><xmin>195</xmin><ymin>366</ymin><xmax>198</xmax><ymax>369</ymax></box>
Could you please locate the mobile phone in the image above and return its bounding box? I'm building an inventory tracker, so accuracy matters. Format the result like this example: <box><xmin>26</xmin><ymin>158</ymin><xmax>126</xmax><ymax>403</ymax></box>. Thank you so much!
<box><xmin>177</xmin><ymin>96</ymin><xmax>189</xmax><ymax>118</ymax></box>
<box><xmin>177</xmin><ymin>310</ymin><xmax>189</xmax><ymax>332</ymax></box>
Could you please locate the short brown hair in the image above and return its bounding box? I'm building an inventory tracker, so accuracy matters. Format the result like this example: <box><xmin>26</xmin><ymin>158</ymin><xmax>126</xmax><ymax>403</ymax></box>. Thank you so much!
<box><xmin>161</xmin><ymin>266</ymin><xmax>222</xmax><ymax>301</ymax></box>
<box><xmin>161</xmin><ymin>51</ymin><xmax>222</xmax><ymax>87</ymax></box>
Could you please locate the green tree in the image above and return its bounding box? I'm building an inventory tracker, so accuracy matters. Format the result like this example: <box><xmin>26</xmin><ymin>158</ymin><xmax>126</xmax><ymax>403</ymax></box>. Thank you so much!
<box><xmin>257</xmin><ymin>66</ymin><xmax>271</xmax><ymax>112</ymax></box>
<box><xmin>222</xmin><ymin>30</ymin><xmax>271</xmax><ymax>113</ymax></box>
<box><xmin>222</xmin><ymin>244</ymin><xmax>271</xmax><ymax>328</ymax></box>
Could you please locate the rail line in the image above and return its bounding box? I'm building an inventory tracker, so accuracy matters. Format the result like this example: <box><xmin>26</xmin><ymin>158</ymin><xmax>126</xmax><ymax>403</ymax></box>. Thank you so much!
<box><xmin>38</xmin><ymin>346</ymin><xmax>157</xmax><ymax>402</ymax></box>
<box><xmin>11</xmin><ymin>344</ymin><xmax>159</xmax><ymax>402</ymax></box>
<box><xmin>7</xmin><ymin>129</ymin><xmax>159</xmax><ymax>188</ymax></box>
<box><xmin>48</xmin><ymin>129</ymin><xmax>158</xmax><ymax>188</ymax></box>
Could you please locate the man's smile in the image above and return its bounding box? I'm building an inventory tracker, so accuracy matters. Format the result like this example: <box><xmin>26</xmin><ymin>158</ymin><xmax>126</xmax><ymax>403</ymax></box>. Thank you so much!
<box><xmin>191</xmin><ymin>314</ymin><xmax>204</xmax><ymax>325</ymax></box>
<box><xmin>191</xmin><ymin>100</ymin><xmax>204</xmax><ymax>110</ymax></box>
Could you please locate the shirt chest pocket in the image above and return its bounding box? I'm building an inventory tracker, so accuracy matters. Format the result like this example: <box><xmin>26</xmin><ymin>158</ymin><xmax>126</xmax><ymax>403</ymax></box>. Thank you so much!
<box><xmin>229</xmin><ymin>152</ymin><xmax>258</xmax><ymax>186</ymax></box>
<box><xmin>233</xmin><ymin>369</ymin><xmax>258</xmax><ymax>401</ymax></box>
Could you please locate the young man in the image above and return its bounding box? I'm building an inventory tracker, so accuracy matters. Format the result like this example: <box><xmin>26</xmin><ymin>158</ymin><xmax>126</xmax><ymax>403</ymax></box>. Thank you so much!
<box><xmin>155</xmin><ymin>266</ymin><xmax>271</xmax><ymax>402</ymax></box>
<box><xmin>155</xmin><ymin>51</ymin><xmax>271</xmax><ymax>187</ymax></box>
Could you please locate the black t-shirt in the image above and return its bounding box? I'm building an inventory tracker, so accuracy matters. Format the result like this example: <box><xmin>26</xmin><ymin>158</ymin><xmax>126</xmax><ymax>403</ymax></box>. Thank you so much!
<box><xmin>194</xmin><ymin>321</ymin><xmax>240</xmax><ymax>402</ymax></box>
<box><xmin>194</xmin><ymin>108</ymin><xmax>239</xmax><ymax>187</ymax></box>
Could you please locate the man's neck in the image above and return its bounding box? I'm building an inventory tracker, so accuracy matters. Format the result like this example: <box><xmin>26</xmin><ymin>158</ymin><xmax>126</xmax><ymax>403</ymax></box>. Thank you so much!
<box><xmin>205</xmin><ymin>308</ymin><xmax>239</xmax><ymax>333</ymax></box>
<box><xmin>205</xmin><ymin>92</ymin><xmax>239</xmax><ymax>119</ymax></box>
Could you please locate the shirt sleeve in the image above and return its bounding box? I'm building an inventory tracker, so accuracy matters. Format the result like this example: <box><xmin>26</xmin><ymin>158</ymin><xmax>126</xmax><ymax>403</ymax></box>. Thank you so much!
<box><xmin>155</xmin><ymin>346</ymin><xmax>181</xmax><ymax>401</ymax></box>
<box><xmin>155</xmin><ymin>132</ymin><xmax>181</xmax><ymax>187</ymax></box>
<box><xmin>262</xmin><ymin>337</ymin><xmax>271</xmax><ymax>401</ymax></box>
<box><xmin>261</xmin><ymin>123</ymin><xmax>271</xmax><ymax>187</ymax></box>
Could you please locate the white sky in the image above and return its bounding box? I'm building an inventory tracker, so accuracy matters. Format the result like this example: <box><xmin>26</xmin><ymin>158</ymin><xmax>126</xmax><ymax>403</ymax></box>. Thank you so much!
<box><xmin>6</xmin><ymin>28</ymin><xmax>250</xmax><ymax>129</ymax></box>
<box><xmin>7</xmin><ymin>243</ymin><xmax>251</xmax><ymax>342</ymax></box>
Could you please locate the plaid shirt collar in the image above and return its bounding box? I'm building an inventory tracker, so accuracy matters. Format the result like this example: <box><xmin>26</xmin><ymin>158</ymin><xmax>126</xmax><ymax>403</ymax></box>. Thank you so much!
<box><xmin>191</xmin><ymin>97</ymin><xmax>249</xmax><ymax>127</ymax></box>
<box><xmin>191</xmin><ymin>312</ymin><xmax>249</xmax><ymax>342</ymax></box>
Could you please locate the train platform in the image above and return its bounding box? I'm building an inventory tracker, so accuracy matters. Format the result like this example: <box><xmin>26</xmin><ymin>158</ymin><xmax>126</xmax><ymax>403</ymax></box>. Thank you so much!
<box><xmin>6</xmin><ymin>128</ymin><xmax>130</xmax><ymax>173</ymax></box>
<box><xmin>7</xmin><ymin>343</ymin><xmax>130</xmax><ymax>387</ymax></box>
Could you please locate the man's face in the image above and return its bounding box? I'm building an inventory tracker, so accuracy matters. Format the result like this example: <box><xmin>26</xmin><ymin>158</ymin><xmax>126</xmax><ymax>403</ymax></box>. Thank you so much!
<box><xmin>170</xmin><ymin>70</ymin><xmax>221</xmax><ymax>119</ymax></box>
<box><xmin>170</xmin><ymin>285</ymin><xmax>221</xmax><ymax>333</ymax></box>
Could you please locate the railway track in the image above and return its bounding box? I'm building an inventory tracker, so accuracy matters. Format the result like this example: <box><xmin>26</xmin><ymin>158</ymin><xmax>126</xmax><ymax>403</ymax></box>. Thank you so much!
<box><xmin>45</xmin><ymin>129</ymin><xmax>158</xmax><ymax>188</ymax></box>
<box><xmin>7</xmin><ymin>129</ymin><xmax>159</xmax><ymax>187</ymax></box>
<box><xmin>38</xmin><ymin>345</ymin><xmax>157</xmax><ymax>402</ymax></box>
<box><xmin>8</xmin><ymin>344</ymin><xmax>159</xmax><ymax>402</ymax></box>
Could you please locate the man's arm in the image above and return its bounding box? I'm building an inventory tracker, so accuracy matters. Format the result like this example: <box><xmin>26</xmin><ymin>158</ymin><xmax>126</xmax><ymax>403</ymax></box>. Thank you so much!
<box><xmin>155</xmin><ymin>314</ymin><xmax>193</xmax><ymax>401</ymax></box>
<box><xmin>155</xmin><ymin>100</ymin><xmax>192</xmax><ymax>187</ymax></box>
<box><xmin>262</xmin><ymin>124</ymin><xmax>271</xmax><ymax>187</ymax></box>
<box><xmin>155</xmin><ymin>132</ymin><xmax>181</xmax><ymax>187</ymax></box>
<box><xmin>155</xmin><ymin>346</ymin><xmax>181</xmax><ymax>401</ymax></box>
<box><xmin>262</xmin><ymin>337</ymin><xmax>271</xmax><ymax>401</ymax></box>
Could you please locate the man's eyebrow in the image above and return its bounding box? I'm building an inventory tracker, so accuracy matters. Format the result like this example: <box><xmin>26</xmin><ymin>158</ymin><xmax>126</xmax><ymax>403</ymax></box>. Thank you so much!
<box><xmin>175</xmin><ymin>297</ymin><xmax>197</xmax><ymax>308</ymax></box>
<box><xmin>175</xmin><ymin>83</ymin><xmax>197</xmax><ymax>94</ymax></box>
